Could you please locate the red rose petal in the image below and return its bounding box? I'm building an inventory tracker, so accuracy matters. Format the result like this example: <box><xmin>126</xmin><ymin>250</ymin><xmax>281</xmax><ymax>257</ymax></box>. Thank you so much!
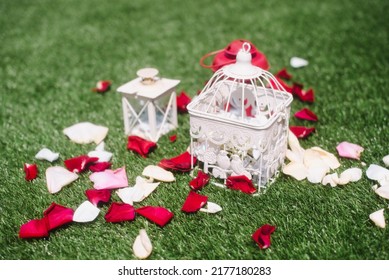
<box><xmin>294</xmin><ymin>108</ymin><xmax>318</xmax><ymax>122</ymax></box>
<box><xmin>292</xmin><ymin>83</ymin><xmax>314</xmax><ymax>103</ymax></box>
<box><xmin>43</xmin><ymin>202</ymin><xmax>74</xmax><ymax>231</ymax></box>
<box><xmin>289</xmin><ymin>126</ymin><xmax>316</xmax><ymax>138</ymax></box>
<box><xmin>85</xmin><ymin>189</ymin><xmax>111</xmax><ymax>206</ymax></box>
<box><xmin>127</xmin><ymin>135</ymin><xmax>157</xmax><ymax>158</ymax></box>
<box><xmin>252</xmin><ymin>224</ymin><xmax>276</xmax><ymax>249</ymax></box>
<box><xmin>158</xmin><ymin>151</ymin><xmax>196</xmax><ymax>172</ymax></box>
<box><xmin>169</xmin><ymin>134</ymin><xmax>177</xmax><ymax>143</ymax></box>
<box><xmin>136</xmin><ymin>206</ymin><xmax>174</xmax><ymax>227</ymax></box>
<box><xmin>181</xmin><ymin>191</ymin><xmax>208</xmax><ymax>213</ymax></box>
<box><xmin>64</xmin><ymin>155</ymin><xmax>98</xmax><ymax>173</ymax></box>
<box><xmin>275</xmin><ymin>68</ymin><xmax>292</xmax><ymax>80</ymax></box>
<box><xmin>189</xmin><ymin>170</ymin><xmax>210</xmax><ymax>191</ymax></box>
<box><xmin>226</xmin><ymin>175</ymin><xmax>256</xmax><ymax>194</ymax></box>
<box><xmin>105</xmin><ymin>202</ymin><xmax>135</xmax><ymax>223</ymax></box>
<box><xmin>89</xmin><ymin>161</ymin><xmax>112</xmax><ymax>172</ymax></box>
<box><xmin>92</xmin><ymin>80</ymin><xmax>111</xmax><ymax>93</ymax></box>
<box><xmin>270</xmin><ymin>76</ymin><xmax>293</xmax><ymax>93</ymax></box>
<box><xmin>24</xmin><ymin>163</ymin><xmax>38</xmax><ymax>181</ymax></box>
<box><xmin>19</xmin><ymin>218</ymin><xmax>49</xmax><ymax>239</ymax></box>
<box><xmin>176</xmin><ymin>91</ymin><xmax>192</xmax><ymax>113</ymax></box>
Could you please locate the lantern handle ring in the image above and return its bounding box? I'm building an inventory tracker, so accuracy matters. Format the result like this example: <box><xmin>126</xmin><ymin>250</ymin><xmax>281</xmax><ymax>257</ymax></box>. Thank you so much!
<box><xmin>242</xmin><ymin>42</ymin><xmax>251</xmax><ymax>53</ymax></box>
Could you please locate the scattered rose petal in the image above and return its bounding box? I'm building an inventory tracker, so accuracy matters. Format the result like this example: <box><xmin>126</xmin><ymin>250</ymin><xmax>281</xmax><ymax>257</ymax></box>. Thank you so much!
<box><xmin>105</xmin><ymin>202</ymin><xmax>136</xmax><ymax>223</ymax></box>
<box><xmin>339</xmin><ymin>168</ymin><xmax>362</xmax><ymax>183</ymax></box>
<box><xmin>366</xmin><ymin>164</ymin><xmax>389</xmax><ymax>182</ymax></box>
<box><xmin>369</xmin><ymin>209</ymin><xmax>385</xmax><ymax>228</ymax></box>
<box><xmin>189</xmin><ymin>170</ymin><xmax>210</xmax><ymax>191</ymax></box>
<box><xmin>252</xmin><ymin>224</ymin><xmax>276</xmax><ymax>249</ymax></box>
<box><xmin>43</xmin><ymin>202</ymin><xmax>74</xmax><ymax>231</ymax></box>
<box><xmin>142</xmin><ymin>165</ymin><xmax>175</xmax><ymax>182</ymax></box>
<box><xmin>92</xmin><ymin>80</ymin><xmax>111</xmax><ymax>93</ymax></box>
<box><xmin>127</xmin><ymin>135</ymin><xmax>157</xmax><ymax>158</ymax></box>
<box><xmin>64</xmin><ymin>155</ymin><xmax>98</xmax><ymax>173</ymax></box>
<box><xmin>305</xmin><ymin>147</ymin><xmax>340</xmax><ymax>170</ymax></box>
<box><xmin>275</xmin><ymin>68</ymin><xmax>292</xmax><ymax>80</ymax></box>
<box><xmin>95</xmin><ymin>141</ymin><xmax>105</xmax><ymax>151</ymax></box>
<box><xmin>24</xmin><ymin>163</ymin><xmax>38</xmax><ymax>181</ymax></box>
<box><xmin>88</xmin><ymin>161</ymin><xmax>112</xmax><ymax>172</ymax></box>
<box><xmin>270</xmin><ymin>76</ymin><xmax>293</xmax><ymax>93</ymax></box>
<box><xmin>383</xmin><ymin>155</ymin><xmax>389</xmax><ymax>167</ymax></box>
<box><xmin>46</xmin><ymin>166</ymin><xmax>79</xmax><ymax>194</ymax></box>
<box><xmin>63</xmin><ymin>122</ymin><xmax>108</xmax><ymax>145</ymax></box>
<box><xmin>169</xmin><ymin>134</ymin><xmax>177</xmax><ymax>142</ymax></box>
<box><xmin>226</xmin><ymin>175</ymin><xmax>256</xmax><ymax>194</ymax></box>
<box><xmin>135</xmin><ymin>206</ymin><xmax>174</xmax><ymax>227</ymax></box>
<box><xmin>35</xmin><ymin>148</ymin><xmax>59</xmax><ymax>162</ymax></box>
<box><xmin>375</xmin><ymin>186</ymin><xmax>389</xmax><ymax>200</ymax></box>
<box><xmin>336</xmin><ymin>142</ymin><xmax>364</xmax><ymax>160</ymax></box>
<box><xmin>19</xmin><ymin>219</ymin><xmax>49</xmax><ymax>239</ymax></box>
<box><xmin>282</xmin><ymin>162</ymin><xmax>308</xmax><ymax>181</ymax></box>
<box><xmin>85</xmin><ymin>189</ymin><xmax>111</xmax><ymax>206</ymax></box>
<box><xmin>307</xmin><ymin>166</ymin><xmax>329</xmax><ymax>184</ymax></box>
<box><xmin>116</xmin><ymin>187</ymin><xmax>138</xmax><ymax>205</ymax></box>
<box><xmin>181</xmin><ymin>191</ymin><xmax>208</xmax><ymax>213</ymax></box>
<box><xmin>73</xmin><ymin>201</ymin><xmax>100</xmax><ymax>223</ymax></box>
<box><xmin>158</xmin><ymin>151</ymin><xmax>196</xmax><ymax>172</ymax></box>
<box><xmin>292</xmin><ymin>84</ymin><xmax>315</xmax><ymax>103</ymax></box>
<box><xmin>176</xmin><ymin>91</ymin><xmax>192</xmax><ymax>113</ymax></box>
<box><xmin>134</xmin><ymin>176</ymin><xmax>160</xmax><ymax>201</ymax></box>
<box><xmin>88</xmin><ymin>150</ymin><xmax>113</xmax><ymax>162</ymax></box>
<box><xmin>294</xmin><ymin>108</ymin><xmax>318</xmax><ymax>122</ymax></box>
<box><xmin>89</xmin><ymin>167</ymin><xmax>128</xmax><ymax>190</ymax></box>
<box><xmin>290</xmin><ymin>57</ymin><xmax>308</xmax><ymax>68</ymax></box>
<box><xmin>133</xmin><ymin>229</ymin><xmax>152</xmax><ymax>259</ymax></box>
<box><xmin>322</xmin><ymin>173</ymin><xmax>339</xmax><ymax>187</ymax></box>
<box><xmin>199</xmin><ymin>202</ymin><xmax>222</xmax><ymax>214</ymax></box>
<box><xmin>286</xmin><ymin>149</ymin><xmax>303</xmax><ymax>163</ymax></box>
<box><xmin>288</xmin><ymin>130</ymin><xmax>305</xmax><ymax>161</ymax></box>
<box><xmin>289</xmin><ymin>126</ymin><xmax>315</xmax><ymax>139</ymax></box>
<box><xmin>372</xmin><ymin>184</ymin><xmax>379</xmax><ymax>191</ymax></box>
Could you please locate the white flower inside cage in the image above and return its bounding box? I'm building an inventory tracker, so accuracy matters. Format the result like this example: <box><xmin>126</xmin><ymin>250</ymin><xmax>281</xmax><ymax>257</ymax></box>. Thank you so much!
<box><xmin>187</xmin><ymin>43</ymin><xmax>293</xmax><ymax>190</ymax></box>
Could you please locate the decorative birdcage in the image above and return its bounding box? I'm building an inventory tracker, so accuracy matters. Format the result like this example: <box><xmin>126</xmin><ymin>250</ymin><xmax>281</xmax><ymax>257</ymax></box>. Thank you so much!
<box><xmin>187</xmin><ymin>43</ymin><xmax>293</xmax><ymax>189</ymax></box>
<box><xmin>117</xmin><ymin>68</ymin><xmax>180</xmax><ymax>142</ymax></box>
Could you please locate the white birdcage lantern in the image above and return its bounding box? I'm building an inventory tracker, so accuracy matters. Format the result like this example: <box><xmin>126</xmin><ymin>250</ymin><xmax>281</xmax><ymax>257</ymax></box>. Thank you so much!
<box><xmin>117</xmin><ymin>68</ymin><xmax>180</xmax><ymax>142</ymax></box>
<box><xmin>187</xmin><ymin>43</ymin><xmax>293</xmax><ymax>189</ymax></box>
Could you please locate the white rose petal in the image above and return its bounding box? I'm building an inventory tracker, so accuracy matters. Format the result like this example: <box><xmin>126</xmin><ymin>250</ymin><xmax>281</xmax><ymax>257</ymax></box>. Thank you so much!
<box><xmin>88</xmin><ymin>150</ymin><xmax>113</xmax><ymax>162</ymax></box>
<box><xmin>375</xmin><ymin>186</ymin><xmax>389</xmax><ymax>200</ymax></box>
<box><xmin>383</xmin><ymin>155</ymin><xmax>389</xmax><ymax>167</ymax></box>
<box><xmin>63</xmin><ymin>122</ymin><xmax>108</xmax><ymax>145</ymax></box>
<box><xmin>200</xmin><ymin>202</ymin><xmax>222</xmax><ymax>214</ymax></box>
<box><xmin>142</xmin><ymin>165</ymin><xmax>175</xmax><ymax>182</ymax></box>
<box><xmin>322</xmin><ymin>173</ymin><xmax>339</xmax><ymax>187</ymax></box>
<box><xmin>46</xmin><ymin>166</ymin><xmax>78</xmax><ymax>194</ymax></box>
<box><xmin>290</xmin><ymin>56</ymin><xmax>309</xmax><ymax>68</ymax></box>
<box><xmin>73</xmin><ymin>201</ymin><xmax>100</xmax><ymax>223</ymax></box>
<box><xmin>340</xmin><ymin>168</ymin><xmax>362</xmax><ymax>183</ymax></box>
<box><xmin>35</xmin><ymin>148</ymin><xmax>59</xmax><ymax>162</ymax></box>
<box><xmin>369</xmin><ymin>209</ymin><xmax>386</xmax><ymax>228</ymax></box>
<box><xmin>366</xmin><ymin>164</ymin><xmax>389</xmax><ymax>182</ymax></box>
<box><xmin>133</xmin><ymin>229</ymin><xmax>152</xmax><ymax>259</ymax></box>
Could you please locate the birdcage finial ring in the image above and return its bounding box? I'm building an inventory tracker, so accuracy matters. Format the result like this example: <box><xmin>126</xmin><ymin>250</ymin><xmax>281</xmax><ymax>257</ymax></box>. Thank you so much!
<box><xmin>242</xmin><ymin>42</ymin><xmax>251</xmax><ymax>53</ymax></box>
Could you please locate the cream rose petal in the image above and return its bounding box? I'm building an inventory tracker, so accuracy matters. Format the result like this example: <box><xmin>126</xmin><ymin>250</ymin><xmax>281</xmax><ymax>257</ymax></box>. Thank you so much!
<box><xmin>282</xmin><ymin>162</ymin><xmax>308</xmax><ymax>181</ymax></box>
<box><xmin>116</xmin><ymin>187</ymin><xmax>137</xmax><ymax>205</ymax></box>
<box><xmin>88</xmin><ymin>150</ymin><xmax>113</xmax><ymax>162</ymax></box>
<box><xmin>95</xmin><ymin>141</ymin><xmax>105</xmax><ymax>151</ymax></box>
<box><xmin>35</xmin><ymin>148</ymin><xmax>59</xmax><ymax>162</ymax></box>
<box><xmin>322</xmin><ymin>173</ymin><xmax>339</xmax><ymax>187</ymax></box>
<box><xmin>133</xmin><ymin>229</ymin><xmax>152</xmax><ymax>259</ymax></box>
<box><xmin>369</xmin><ymin>209</ymin><xmax>386</xmax><ymax>228</ymax></box>
<box><xmin>63</xmin><ymin>122</ymin><xmax>108</xmax><ymax>145</ymax></box>
<box><xmin>134</xmin><ymin>176</ymin><xmax>160</xmax><ymax>200</ymax></box>
<box><xmin>308</xmin><ymin>147</ymin><xmax>340</xmax><ymax>170</ymax></box>
<box><xmin>307</xmin><ymin>166</ymin><xmax>329</xmax><ymax>184</ymax></box>
<box><xmin>142</xmin><ymin>165</ymin><xmax>175</xmax><ymax>182</ymax></box>
<box><xmin>46</xmin><ymin>166</ymin><xmax>79</xmax><ymax>194</ymax></box>
<box><xmin>375</xmin><ymin>186</ymin><xmax>389</xmax><ymax>200</ymax></box>
<box><xmin>383</xmin><ymin>155</ymin><xmax>389</xmax><ymax>167</ymax></box>
<box><xmin>73</xmin><ymin>201</ymin><xmax>100</xmax><ymax>223</ymax></box>
<box><xmin>366</xmin><ymin>164</ymin><xmax>389</xmax><ymax>182</ymax></box>
<box><xmin>286</xmin><ymin>149</ymin><xmax>303</xmax><ymax>163</ymax></box>
<box><xmin>199</xmin><ymin>202</ymin><xmax>222</xmax><ymax>214</ymax></box>
<box><xmin>288</xmin><ymin>130</ymin><xmax>305</xmax><ymax>158</ymax></box>
<box><xmin>340</xmin><ymin>168</ymin><xmax>362</xmax><ymax>183</ymax></box>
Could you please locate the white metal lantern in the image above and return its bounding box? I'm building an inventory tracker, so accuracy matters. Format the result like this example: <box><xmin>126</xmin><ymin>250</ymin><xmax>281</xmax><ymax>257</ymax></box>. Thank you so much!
<box><xmin>117</xmin><ymin>68</ymin><xmax>180</xmax><ymax>142</ymax></box>
<box><xmin>187</xmin><ymin>43</ymin><xmax>293</xmax><ymax>189</ymax></box>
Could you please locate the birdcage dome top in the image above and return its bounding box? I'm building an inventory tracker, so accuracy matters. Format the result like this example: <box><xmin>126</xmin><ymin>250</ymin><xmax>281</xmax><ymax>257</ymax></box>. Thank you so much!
<box><xmin>187</xmin><ymin>43</ymin><xmax>293</xmax><ymax>129</ymax></box>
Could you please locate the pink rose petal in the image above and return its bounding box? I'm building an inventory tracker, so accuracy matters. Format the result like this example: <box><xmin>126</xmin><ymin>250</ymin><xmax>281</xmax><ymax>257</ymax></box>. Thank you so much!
<box><xmin>89</xmin><ymin>167</ymin><xmax>128</xmax><ymax>190</ymax></box>
<box><xmin>252</xmin><ymin>224</ymin><xmax>276</xmax><ymax>249</ymax></box>
<box><xmin>226</xmin><ymin>175</ymin><xmax>256</xmax><ymax>194</ymax></box>
<box><xmin>181</xmin><ymin>191</ymin><xmax>208</xmax><ymax>213</ymax></box>
<box><xmin>43</xmin><ymin>202</ymin><xmax>74</xmax><ymax>231</ymax></box>
<box><xmin>64</xmin><ymin>155</ymin><xmax>98</xmax><ymax>173</ymax></box>
<box><xmin>294</xmin><ymin>108</ymin><xmax>318</xmax><ymax>122</ymax></box>
<box><xmin>289</xmin><ymin>126</ymin><xmax>315</xmax><ymax>139</ymax></box>
<box><xmin>19</xmin><ymin>218</ymin><xmax>49</xmax><ymax>239</ymax></box>
<box><xmin>105</xmin><ymin>202</ymin><xmax>136</xmax><ymax>223</ymax></box>
<box><xmin>135</xmin><ymin>206</ymin><xmax>174</xmax><ymax>227</ymax></box>
<box><xmin>24</xmin><ymin>163</ymin><xmax>38</xmax><ymax>181</ymax></box>
<box><xmin>85</xmin><ymin>189</ymin><xmax>111</xmax><ymax>206</ymax></box>
<box><xmin>336</xmin><ymin>141</ymin><xmax>364</xmax><ymax>160</ymax></box>
<box><xmin>189</xmin><ymin>170</ymin><xmax>210</xmax><ymax>191</ymax></box>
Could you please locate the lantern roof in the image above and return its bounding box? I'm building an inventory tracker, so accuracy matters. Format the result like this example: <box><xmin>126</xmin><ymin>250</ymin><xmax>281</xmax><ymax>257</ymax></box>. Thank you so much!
<box><xmin>117</xmin><ymin>68</ymin><xmax>180</xmax><ymax>100</ymax></box>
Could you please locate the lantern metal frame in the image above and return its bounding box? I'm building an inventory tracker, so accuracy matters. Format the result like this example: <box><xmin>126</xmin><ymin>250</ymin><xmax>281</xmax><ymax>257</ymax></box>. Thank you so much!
<box><xmin>117</xmin><ymin>68</ymin><xmax>180</xmax><ymax>142</ymax></box>
<box><xmin>187</xmin><ymin>43</ymin><xmax>293</xmax><ymax>190</ymax></box>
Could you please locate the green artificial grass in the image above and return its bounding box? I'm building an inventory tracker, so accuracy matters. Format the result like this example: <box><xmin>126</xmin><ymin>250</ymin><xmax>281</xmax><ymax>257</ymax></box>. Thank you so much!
<box><xmin>0</xmin><ymin>0</ymin><xmax>388</xmax><ymax>260</ymax></box>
